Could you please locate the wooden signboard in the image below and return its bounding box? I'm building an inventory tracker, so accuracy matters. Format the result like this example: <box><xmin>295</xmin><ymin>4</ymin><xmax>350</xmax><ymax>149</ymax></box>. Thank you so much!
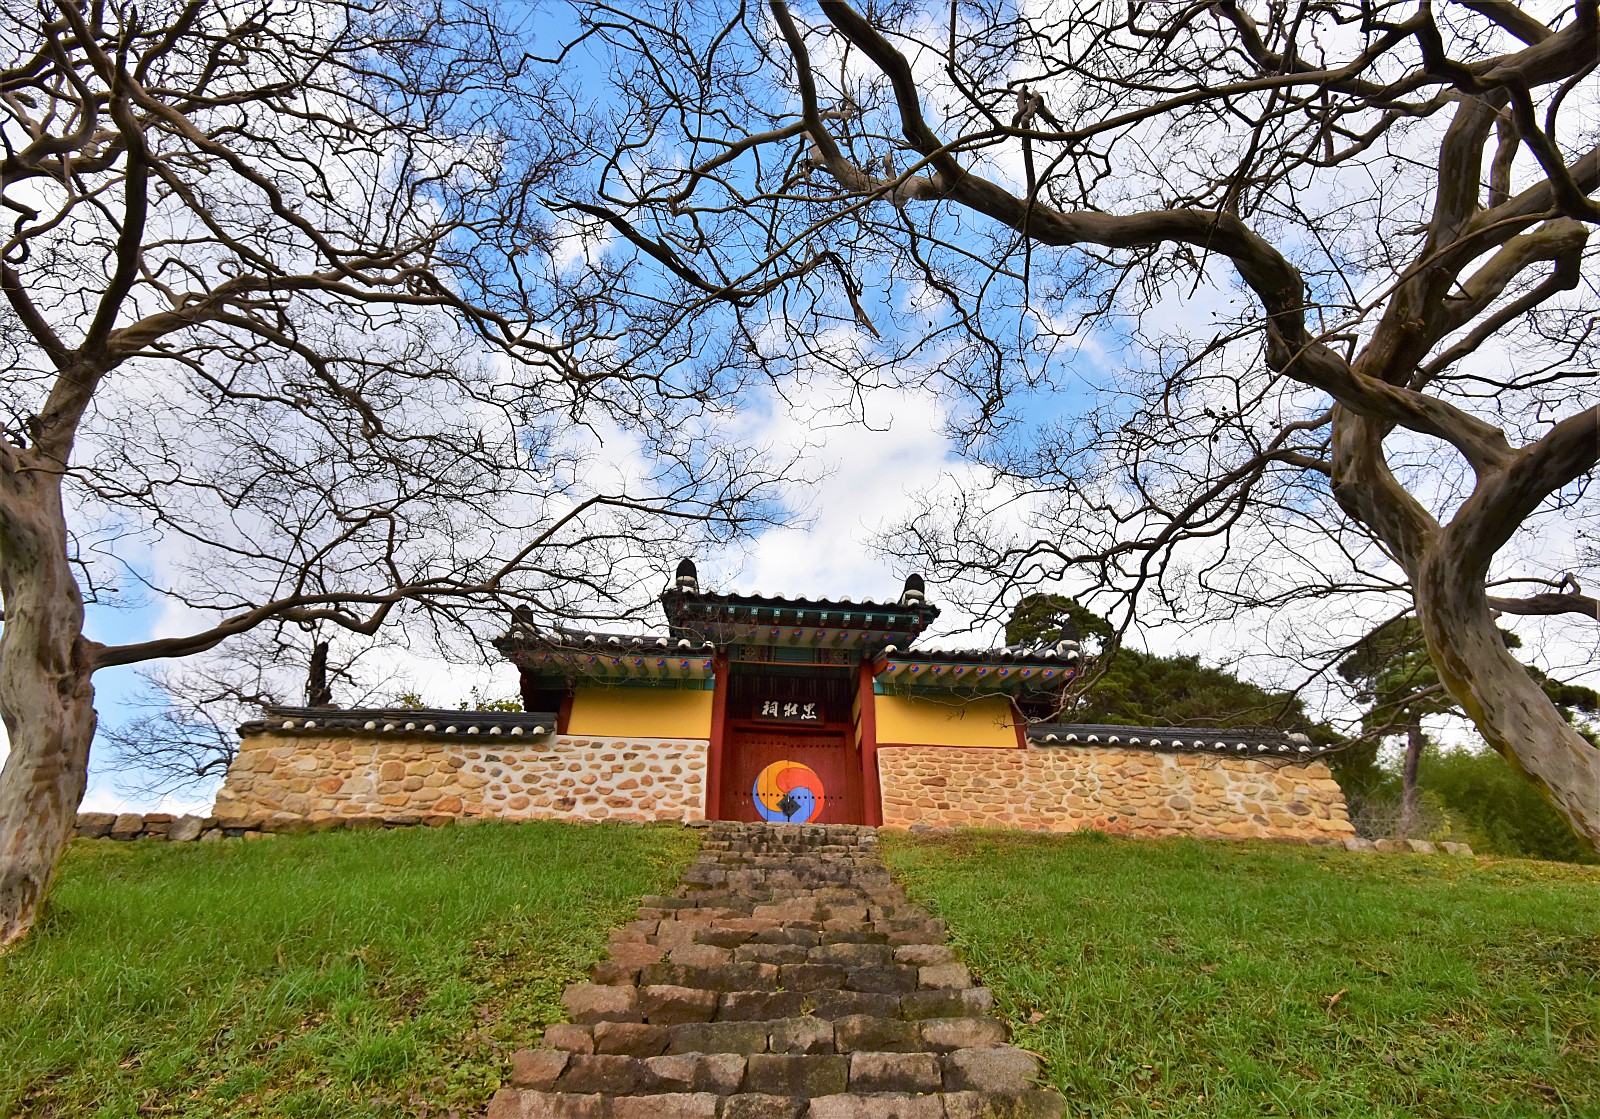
<box><xmin>753</xmin><ymin>698</ymin><xmax>825</xmax><ymax>723</ymax></box>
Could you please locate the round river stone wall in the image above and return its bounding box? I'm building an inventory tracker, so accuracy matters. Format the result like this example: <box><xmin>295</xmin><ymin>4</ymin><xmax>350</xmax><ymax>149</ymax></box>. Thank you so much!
<box><xmin>214</xmin><ymin>732</ymin><xmax>709</xmax><ymax>829</ymax></box>
<box><xmin>877</xmin><ymin>745</ymin><xmax>1354</xmax><ymax>841</ymax></box>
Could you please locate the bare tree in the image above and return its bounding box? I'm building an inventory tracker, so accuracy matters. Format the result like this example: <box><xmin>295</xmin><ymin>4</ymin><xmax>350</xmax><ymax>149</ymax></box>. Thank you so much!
<box><xmin>0</xmin><ymin>0</ymin><xmax>784</xmax><ymax>945</ymax></box>
<box><xmin>98</xmin><ymin>692</ymin><xmax>240</xmax><ymax>799</ymax></box>
<box><xmin>100</xmin><ymin>624</ymin><xmax>403</xmax><ymax>798</ymax></box>
<box><xmin>541</xmin><ymin>0</ymin><xmax>1599</xmax><ymax>845</ymax></box>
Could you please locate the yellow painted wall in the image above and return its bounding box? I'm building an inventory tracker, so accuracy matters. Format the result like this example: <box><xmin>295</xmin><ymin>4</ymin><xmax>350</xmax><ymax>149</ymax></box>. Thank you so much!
<box><xmin>566</xmin><ymin>686</ymin><xmax>714</xmax><ymax>738</ymax></box>
<box><xmin>873</xmin><ymin>694</ymin><xmax>1018</xmax><ymax>748</ymax></box>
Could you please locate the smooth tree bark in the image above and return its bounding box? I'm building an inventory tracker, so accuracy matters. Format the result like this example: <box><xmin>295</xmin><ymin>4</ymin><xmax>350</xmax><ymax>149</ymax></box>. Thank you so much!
<box><xmin>1416</xmin><ymin>548</ymin><xmax>1599</xmax><ymax>844</ymax></box>
<box><xmin>541</xmin><ymin>0</ymin><xmax>1600</xmax><ymax>846</ymax></box>
<box><xmin>0</xmin><ymin>461</ymin><xmax>97</xmax><ymax>944</ymax></box>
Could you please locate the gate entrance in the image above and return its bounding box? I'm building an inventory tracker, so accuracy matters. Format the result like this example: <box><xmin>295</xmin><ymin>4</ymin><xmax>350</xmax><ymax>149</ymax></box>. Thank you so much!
<box><xmin>720</xmin><ymin>725</ymin><xmax>863</xmax><ymax>825</ymax></box>
<box><xmin>714</xmin><ymin>664</ymin><xmax>863</xmax><ymax>825</ymax></box>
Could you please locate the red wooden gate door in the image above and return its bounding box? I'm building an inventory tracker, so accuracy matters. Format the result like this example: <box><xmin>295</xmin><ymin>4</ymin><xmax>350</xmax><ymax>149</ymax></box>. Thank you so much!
<box><xmin>721</xmin><ymin>726</ymin><xmax>863</xmax><ymax>825</ymax></box>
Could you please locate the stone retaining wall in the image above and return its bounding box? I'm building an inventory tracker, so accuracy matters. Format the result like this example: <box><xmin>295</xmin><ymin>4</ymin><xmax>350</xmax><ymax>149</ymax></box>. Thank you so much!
<box><xmin>74</xmin><ymin>810</ymin><xmax>1470</xmax><ymax>855</ymax></box>
<box><xmin>76</xmin><ymin>812</ymin><xmax>221</xmax><ymax>841</ymax></box>
<box><xmin>213</xmin><ymin>732</ymin><xmax>709</xmax><ymax>829</ymax></box>
<box><xmin>878</xmin><ymin>745</ymin><xmax>1355</xmax><ymax>842</ymax></box>
<box><xmin>73</xmin><ymin>810</ymin><xmax>453</xmax><ymax>841</ymax></box>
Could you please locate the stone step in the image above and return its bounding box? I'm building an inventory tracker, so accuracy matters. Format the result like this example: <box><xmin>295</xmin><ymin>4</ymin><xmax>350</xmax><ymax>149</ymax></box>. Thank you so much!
<box><xmin>710</xmin><ymin>838</ymin><xmax>881</xmax><ymax>846</ymax></box>
<box><xmin>674</xmin><ymin>893</ymin><xmax>915</xmax><ymax>915</ymax></box>
<box><xmin>630</xmin><ymin>960</ymin><xmax>949</xmax><ymax>995</ymax></box>
<box><xmin>491</xmin><ymin>821</ymin><xmax>1064</xmax><ymax>1119</ymax></box>
<box><xmin>544</xmin><ymin>1017</ymin><xmax>1007</xmax><ymax>1057</ymax></box>
<box><xmin>700</xmin><ymin>838</ymin><xmax>876</xmax><ymax>846</ymax></box>
<box><xmin>564</xmin><ymin>982</ymin><xmax>998</xmax><ymax>1026</ymax></box>
<box><xmin>488</xmin><ymin>1089</ymin><xmax>1065</xmax><ymax>1119</ymax></box>
<box><xmin>641</xmin><ymin>907</ymin><xmax>753</xmax><ymax>922</ymax></box>
<box><xmin>731</xmin><ymin>942</ymin><xmax>899</xmax><ymax>966</ymax></box>
<box><xmin>699</xmin><ymin>854</ymin><xmax>884</xmax><ymax>865</ymax></box>
<box><xmin>650</xmin><ymin>923</ymin><xmax>939</xmax><ymax>948</ymax></box>
<box><xmin>508</xmin><ymin>1047</ymin><xmax>1040</xmax><ymax>1096</ymax></box>
<box><xmin>678</xmin><ymin>925</ymin><xmax>898</xmax><ymax>949</ymax></box>
<box><xmin>701</xmin><ymin>851</ymin><xmax>883</xmax><ymax>859</ymax></box>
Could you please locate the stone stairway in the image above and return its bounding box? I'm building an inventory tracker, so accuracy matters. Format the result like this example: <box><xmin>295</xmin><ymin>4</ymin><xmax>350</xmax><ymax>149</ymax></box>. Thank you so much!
<box><xmin>488</xmin><ymin>822</ymin><xmax>1065</xmax><ymax>1119</ymax></box>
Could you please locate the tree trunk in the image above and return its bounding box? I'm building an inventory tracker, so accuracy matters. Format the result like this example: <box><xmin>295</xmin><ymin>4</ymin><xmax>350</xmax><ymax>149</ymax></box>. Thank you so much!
<box><xmin>1416</xmin><ymin>550</ymin><xmax>1600</xmax><ymax>852</ymax></box>
<box><xmin>307</xmin><ymin>640</ymin><xmax>332</xmax><ymax>707</ymax></box>
<box><xmin>0</xmin><ymin>464</ymin><xmax>98</xmax><ymax>949</ymax></box>
<box><xmin>1400</xmin><ymin>718</ymin><xmax>1425</xmax><ymax>838</ymax></box>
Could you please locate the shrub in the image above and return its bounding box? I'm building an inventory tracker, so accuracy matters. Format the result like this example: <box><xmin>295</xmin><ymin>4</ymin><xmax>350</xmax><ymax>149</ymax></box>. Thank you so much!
<box><xmin>1422</xmin><ymin>745</ymin><xmax>1598</xmax><ymax>864</ymax></box>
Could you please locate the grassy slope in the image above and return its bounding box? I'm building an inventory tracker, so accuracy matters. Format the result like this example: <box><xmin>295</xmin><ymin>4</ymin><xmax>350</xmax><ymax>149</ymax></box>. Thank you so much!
<box><xmin>883</xmin><ymin>831</ymin><xmax>1599</xmax><ymax>1119</ymax></box>
<box><xmin>1</xmin><ymin>821</ymin><xmax>696</xmax><ymax>1119</ymax></box>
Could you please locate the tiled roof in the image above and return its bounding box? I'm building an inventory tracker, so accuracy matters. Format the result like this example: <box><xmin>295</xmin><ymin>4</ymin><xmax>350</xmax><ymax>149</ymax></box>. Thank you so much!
<box><xmin>873</xmin><ymin>641</ymin><xmax>1080</xmax><ymax>693</ymax></box>
<box><xmin>494</xmin><ymin>623</ymin><xmax>717</xmax><ymax>681</ymax></box>
<box><xmin>1026</xmin><ymin>722</ymin><xmax>1328</xmax><ymax>757</ymax></box>
<box><xmin>661</xmin><ymin>588</ymin><xmax>936</xmax><ymax>614</ymax></box>
<box><xmin>878</xmin><ymin>641</ymin><xmax>1082</xmax><ymax>666</ymax></box>
<box><xmin>495</xmin><ymin>623</ymin><xmax>717</xmax><ymax>654</ymax></box>
<box><xmin>239</xmin><ymin>706</ymin><xmax>559</xmax><ymax>739</ymax></box>
<box><xmin>660</xmin><ymin>588</ymin><xmax>941</xmax><ymax>645</ymax></box>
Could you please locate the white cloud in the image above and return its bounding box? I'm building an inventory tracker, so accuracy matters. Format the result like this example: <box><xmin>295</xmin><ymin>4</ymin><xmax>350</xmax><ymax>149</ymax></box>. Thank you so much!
<box><xmin>711</xmin><ymin>383</ymin><xmax>1004</xmax><ymax>640</ymax></box>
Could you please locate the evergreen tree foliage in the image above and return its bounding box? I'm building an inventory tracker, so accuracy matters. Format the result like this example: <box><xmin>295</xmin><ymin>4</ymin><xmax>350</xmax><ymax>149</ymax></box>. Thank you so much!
<box><xmin>1340</xmin><ymin>619</ymin><xmax>1598</xmax><ymax>735</ymax></box>
<box><xmin>1337</xmin><ymin>619</ymin><xmax>1456</xmax><ymax>733</ymax></box>
<box><xmin>1079</xmin><ymin>650</ymin><xmax>1292</xmax><ymax>727</ymax></box>
<box><xmin>1003</xmin><ymin>597</ymin><xmax>1597</xmax><ymax>856</ymax></box>
<box><xmin>1423</xmin><ymin>746</ymin><xmax>1599</xmax><ymax>865</ymax></box>
<box><xmin>1337</xmin><ymin>618</ymin><xmax>1455</xmax><ymax>830</ymax></box>
<box><xmin>1003</xmin><ymin>596</ymin><xmax>1373</xmax><ymax>784</ymax></box>
<box><xmin>1337</xmin><ymin>617</ymin><xmax>1600</xmax><ymax>831</ymax></box>
<box><xmin>1004</xmin><ymin>594</ymin><xmax>1114</xmax><ymax>651</ymax></box>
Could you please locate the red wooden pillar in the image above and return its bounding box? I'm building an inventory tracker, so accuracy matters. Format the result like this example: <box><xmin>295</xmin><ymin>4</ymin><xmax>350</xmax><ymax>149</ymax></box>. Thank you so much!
<box><xmin>857</xmin><ymin>661</ymin><xmax>883</xmax><ymax>827</ymax></box>
<box><xmin>705</xmin><ymin>651</ymin><xmax>730</xmax><ymax>821</ymax></box>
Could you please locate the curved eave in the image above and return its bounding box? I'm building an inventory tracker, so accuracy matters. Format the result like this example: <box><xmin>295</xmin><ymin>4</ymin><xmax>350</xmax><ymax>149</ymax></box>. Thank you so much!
<box><xmin>523</xmin><ymin>651</ymin><xmax>715</xmax><ymax>682</ymax></box>
<box><xmin>661</xmin><ymin>587</ymin><xmax>938</xmax><ymax>615</ymax></box>
<box><xmin>240</xmin><ymin>706</ymin><xmax>560</xmax><ymax>740</ymax></box>
<box><xmin>714</xmin><ymin>623</ymin><xmax>916</xmax><ymax>649</ymax></box>
<box><xmin>495</xmin><ymin>630</ymin><xmax>717</xmax><ymax>680</ymax></box>
<box><xmin>875</xmin><ymin>659</ymin><xmax>1076</xmax><ymax>693</ymax></box>
<box><xmin>495</xmin><ymin>630</ymin><xmax>714</xmax><ymax>655</ymax></box>
<box><xmin>874</xmin><ymin>641</ymin><xmax>1082</xmax><ymax>693</ymax></box>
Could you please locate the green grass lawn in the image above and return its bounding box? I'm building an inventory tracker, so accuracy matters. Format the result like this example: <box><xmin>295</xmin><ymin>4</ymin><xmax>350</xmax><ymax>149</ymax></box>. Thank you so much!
<box><xmin>1</xmin><ymin>821</ymin><xmax>696</xmax><ymax>1119</ymax></box>
<box><xmin>10</xmin><ymin>821</ymin><xmax>1596</xmax><ymax>1119</ymax></box>
<box><xmin>882</xmin><ymin>830</ymin><xmax>1600</xmax><ymax>1119</ymax></box>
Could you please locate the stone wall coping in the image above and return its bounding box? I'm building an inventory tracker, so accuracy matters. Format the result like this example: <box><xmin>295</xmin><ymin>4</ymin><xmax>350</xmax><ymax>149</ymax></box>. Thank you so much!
<box><xmin>238</xmin><ymin>705</ymin><xmax>560</xmax><ymax>739</ymax></box>
<box><xmin>1023</xmin><ymin>722</ymin><xmax>1330</xmax><ymax>758</ymax></box>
